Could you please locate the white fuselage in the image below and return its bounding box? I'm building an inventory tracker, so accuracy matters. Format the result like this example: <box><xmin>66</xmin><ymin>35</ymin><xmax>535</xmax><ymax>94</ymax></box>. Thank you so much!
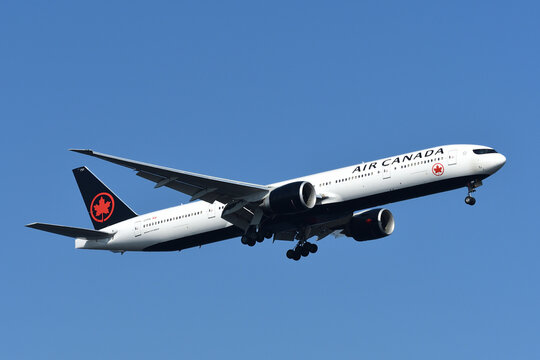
<box><xmin>75</xmin><ymin>144</ymin><xmax>506</xmax><ymax>252</ymax></box>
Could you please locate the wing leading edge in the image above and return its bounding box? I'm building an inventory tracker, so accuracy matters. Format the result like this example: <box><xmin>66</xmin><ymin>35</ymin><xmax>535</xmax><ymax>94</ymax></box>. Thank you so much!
<box><xmin>69</xmin><ymin>149</ymin><xmax>270</xmax><ymax>205</ymax></box>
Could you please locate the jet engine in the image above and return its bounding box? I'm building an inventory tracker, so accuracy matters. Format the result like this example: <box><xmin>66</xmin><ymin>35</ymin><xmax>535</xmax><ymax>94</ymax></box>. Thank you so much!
<box><xmin>343</xmin><ymin>208</ymin><xmax>395</xmax><ymax>241</ymax></box>
<box><xmin>262</xmin><ymin>181</ymin><xmax>317</xmax><ymax>214</ymax></box>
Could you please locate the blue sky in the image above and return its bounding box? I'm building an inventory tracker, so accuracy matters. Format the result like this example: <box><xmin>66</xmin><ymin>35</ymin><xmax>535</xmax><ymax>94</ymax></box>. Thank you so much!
<box><xmin>1</xmin><ymin>1</ymin><xmax>539</xmax><ymax>359</ymax></box>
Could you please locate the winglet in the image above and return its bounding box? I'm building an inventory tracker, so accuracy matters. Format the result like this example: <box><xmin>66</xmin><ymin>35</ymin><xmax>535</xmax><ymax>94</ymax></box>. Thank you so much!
<box><xmin>69</xmin><ymin>149</ymin><xmax>94</xmax><ymax>155</ymax></box>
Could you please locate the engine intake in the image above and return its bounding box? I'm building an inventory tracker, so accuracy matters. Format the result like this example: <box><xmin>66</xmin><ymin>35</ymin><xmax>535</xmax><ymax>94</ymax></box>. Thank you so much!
<box><xmin>344</xmin><ymin>208</ymin><xmax>395</xmax><ymax>241</ymax></box>
<box><xmin>263</xmin><ymin>181</ymin><xmax>317</xmax><ymax>214</ymax></box>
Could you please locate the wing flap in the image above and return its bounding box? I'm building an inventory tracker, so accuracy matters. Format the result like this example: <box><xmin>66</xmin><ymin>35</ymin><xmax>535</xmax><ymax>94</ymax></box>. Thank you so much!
<box><xmin>26</xmin><ymin>223</ymin><xmax>114</xmax><ymax>240</ymax></box>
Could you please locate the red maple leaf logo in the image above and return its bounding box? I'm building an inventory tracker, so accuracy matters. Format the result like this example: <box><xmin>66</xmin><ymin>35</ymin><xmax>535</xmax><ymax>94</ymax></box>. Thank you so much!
<box><xmin>90</xmin><ymin>192</ymin><xmax>115</xmax><ymax>223</ymax></box>
<box><xmin>93</xmin><ymin>197</ymin><xmax>110</xmax><ymax>218</ymax></box>
<box><xmin>432</xmin><ymin>163</ymin><xmax>444</xmax><ymax>176</ymax></box>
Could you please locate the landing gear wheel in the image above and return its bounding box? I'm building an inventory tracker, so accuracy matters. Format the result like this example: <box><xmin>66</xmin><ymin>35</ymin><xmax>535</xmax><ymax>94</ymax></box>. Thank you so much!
<box><xmin>242</xmin><ymin>227</ymin><xmax>260</xmax><ymax>246</ymax></box>
<box><xmin>286</xmin><ymin>238</ymin><xmax>320</xmax><ymax>260</ymax></box>
<box><xmin>241</xmin><ymin>235</ymin><xmax>256</xmax><ymax>246</ymax></box>
<box><xmin>465</xmin><ymin>180</ymin><xmax>481</xmax><ymax>206</ymax></box>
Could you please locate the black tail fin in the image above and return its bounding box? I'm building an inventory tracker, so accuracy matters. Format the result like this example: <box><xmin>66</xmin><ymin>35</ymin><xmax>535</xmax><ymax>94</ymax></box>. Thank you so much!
<box><xmin>72</xmin><ymin>167</ymin><xmax>137</xmax><ymax>230</ymax></box>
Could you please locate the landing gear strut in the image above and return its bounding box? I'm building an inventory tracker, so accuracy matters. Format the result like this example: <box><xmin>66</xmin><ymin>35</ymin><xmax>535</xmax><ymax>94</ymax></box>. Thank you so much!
<box><xmin>286</xmin><ymin>241</ymin><xmax>318</xmax><ymax>261</ymax></box>
<box><xmin>465</xmin><ymin>180</ymin><xmax>482</xmax><ymax>206</ymax></box>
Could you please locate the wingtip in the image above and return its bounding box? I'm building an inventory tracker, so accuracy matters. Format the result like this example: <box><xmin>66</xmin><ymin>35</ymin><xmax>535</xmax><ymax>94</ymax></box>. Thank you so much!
<box><xmin>69</xmin><ymin>149</ymin><xmax>94</xmax><ymax>155</ymax></box>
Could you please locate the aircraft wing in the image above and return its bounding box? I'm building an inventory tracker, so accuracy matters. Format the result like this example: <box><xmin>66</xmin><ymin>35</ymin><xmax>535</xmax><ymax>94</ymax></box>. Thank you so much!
<box><xmin>69</xmin><ymin>149</ymin><xmax>270</xmax><ymax>205</ymax></box>
<box><xmin>26</xmin><ymin>223</ymin><xmax>114</xmax><ymax>240</ymax></box>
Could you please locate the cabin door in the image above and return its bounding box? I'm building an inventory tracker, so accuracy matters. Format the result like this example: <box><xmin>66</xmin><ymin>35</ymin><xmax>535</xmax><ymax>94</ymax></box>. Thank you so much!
<box><xmin>449</xmin><ymin>150</ymin><xmax>457</xmax><ymax>165</ymax></box>
<box><xmin>134</xmin><ymin>221</ymin><xmax>142</xmax><ymax>237</ymax></box>
<box><xmin>207</xmin><ymin>203</ymin><xmax>216</xmax><ymax>219</ymax></box>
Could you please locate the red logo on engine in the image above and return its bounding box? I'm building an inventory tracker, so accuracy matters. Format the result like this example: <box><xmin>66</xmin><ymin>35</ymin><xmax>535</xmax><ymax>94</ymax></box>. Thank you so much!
<box><xmin>432</xmin><ymin>163</ymin><xmax>444</xmax><ymax>176</ymax></box>
<box><xmin>90</xmin><ymin>192</ymin><xmax>115</xmax><ymax>223</ymax></box>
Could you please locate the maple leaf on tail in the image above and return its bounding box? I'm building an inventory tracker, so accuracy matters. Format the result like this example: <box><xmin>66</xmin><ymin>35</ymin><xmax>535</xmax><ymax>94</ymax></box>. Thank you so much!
<box><xmin>93</xmin><ymin>197</ymin><xmax>111</xmax><ymax>219</ymax></box>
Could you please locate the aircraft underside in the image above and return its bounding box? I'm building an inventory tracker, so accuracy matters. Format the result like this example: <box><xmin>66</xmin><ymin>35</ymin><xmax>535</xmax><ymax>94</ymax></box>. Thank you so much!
<box><xmin>143</xmin><ymin>173</ymin><xmax>486</xmax><ymax>255</ymax></box>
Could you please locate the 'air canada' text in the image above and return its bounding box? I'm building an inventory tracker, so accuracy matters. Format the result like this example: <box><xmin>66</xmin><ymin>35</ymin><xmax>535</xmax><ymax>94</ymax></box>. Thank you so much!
<box><xmin>352</xmin><ymin>148</ymin><xmax>444</xmax><ymax>174</ymax></box>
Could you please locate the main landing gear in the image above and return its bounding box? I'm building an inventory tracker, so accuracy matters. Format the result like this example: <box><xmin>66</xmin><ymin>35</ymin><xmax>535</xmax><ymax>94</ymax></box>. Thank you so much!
<box><xmin>286</xmin><ymin>241</ymin><xmax>318</xmax><ymax>261</ymax></box>
<box><xmin>241</xmin><ymin>225</ymin><xmax>319</xmax><ymax>261</ymax></box>
<box><xmin>465</xmin><ymin>180</ymin><xmax>482</xmax><ymax>206</ymax></box>
<box><xmin>241</xmin><ymin>226</ymin><xmax>271</xmax><ymax>247</ymax></box>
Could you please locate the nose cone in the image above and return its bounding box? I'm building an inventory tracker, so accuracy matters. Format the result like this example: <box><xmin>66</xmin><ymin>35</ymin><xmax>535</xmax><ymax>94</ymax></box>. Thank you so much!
<box><xmin>485</xmin><ymin>153</ymin><xmax>506</xmax><ymax>174</ymax></box>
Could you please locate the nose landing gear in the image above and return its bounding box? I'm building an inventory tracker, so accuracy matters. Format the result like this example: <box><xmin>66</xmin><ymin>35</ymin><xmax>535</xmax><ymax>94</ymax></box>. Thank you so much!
<box><xmin>464</xmin><ymin>180</ymin><xmax>482</xmax><ymax>206</ymax></box>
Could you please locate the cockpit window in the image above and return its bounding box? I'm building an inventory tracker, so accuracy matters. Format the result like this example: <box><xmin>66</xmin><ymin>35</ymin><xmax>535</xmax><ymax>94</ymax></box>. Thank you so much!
<box><xmin>473</xmin><ymin>149</ymin><xmax>498</xmax><ymax>155</ymax></box>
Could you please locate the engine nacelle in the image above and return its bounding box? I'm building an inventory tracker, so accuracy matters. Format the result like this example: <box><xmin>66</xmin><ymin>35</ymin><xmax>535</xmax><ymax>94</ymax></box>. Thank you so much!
<box><xmin>343</xmin><ymin>208</ymin><xmax>395</xmax><ymax>241</ymax></box>
<box><xmin>262</xmin><ymin>181</ymin><xmax>317</xmax><ymax>214</ymax></box>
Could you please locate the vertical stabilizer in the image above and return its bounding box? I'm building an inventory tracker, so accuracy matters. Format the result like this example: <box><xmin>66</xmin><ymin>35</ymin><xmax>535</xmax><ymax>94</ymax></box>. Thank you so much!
<box><xmin>72</xmin><ymin>167</ymin><xmax>137</xmax><ymax>230</ymax></box>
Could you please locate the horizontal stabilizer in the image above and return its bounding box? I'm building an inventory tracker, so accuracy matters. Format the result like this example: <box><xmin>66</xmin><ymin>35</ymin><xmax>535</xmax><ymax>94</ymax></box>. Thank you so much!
<box><xmin>25</xmin><ymin>223</ymin><xmax>114</xmax><ymax>240</ymax></box>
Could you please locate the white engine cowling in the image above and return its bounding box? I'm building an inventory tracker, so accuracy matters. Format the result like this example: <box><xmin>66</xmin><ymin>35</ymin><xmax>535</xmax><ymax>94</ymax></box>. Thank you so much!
<box><xmin>262</xmin><ymin>181</ymin><xmax>317</xmax><ymax>214</ymax></box>
<box><xmin>343</xmin><ymin>208</ymin><xmax>395</xmax><ymax>241</ymax></box>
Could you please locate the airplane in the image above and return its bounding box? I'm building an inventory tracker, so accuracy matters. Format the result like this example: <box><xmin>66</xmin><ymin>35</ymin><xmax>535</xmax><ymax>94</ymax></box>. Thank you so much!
<box><xmin>26</xmin><ymin>145</ymin><xmax>506</xmax><ymax>260</ymax></box>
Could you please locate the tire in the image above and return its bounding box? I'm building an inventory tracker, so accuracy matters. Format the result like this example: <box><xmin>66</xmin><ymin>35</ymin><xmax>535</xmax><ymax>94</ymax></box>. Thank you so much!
<box><xmin>309</xmin><ymin>243</ymin><xmax>318</xmax><ymax>254</ymax></box>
